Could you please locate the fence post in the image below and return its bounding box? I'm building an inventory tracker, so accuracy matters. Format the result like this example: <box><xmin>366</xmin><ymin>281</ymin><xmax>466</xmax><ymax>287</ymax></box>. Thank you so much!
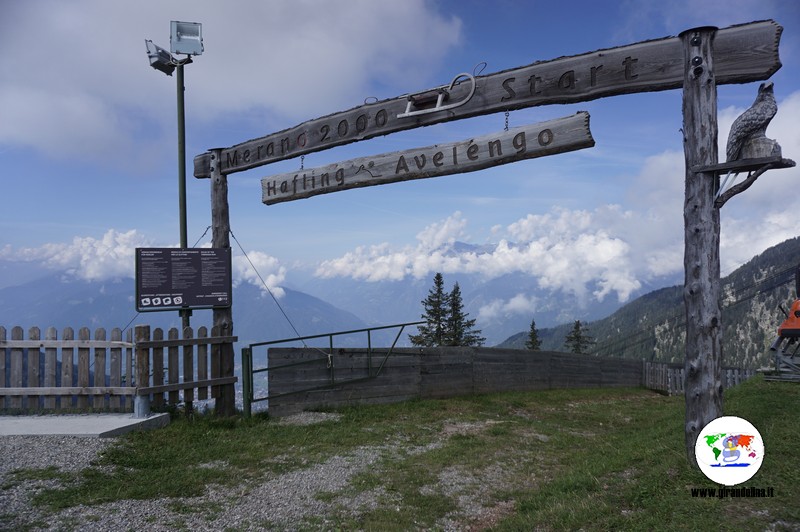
<box><xmin>9</xmin><ymin>326</ymin><xmax>23</xmax><ymax>410</ymax></box>
<box><xmin>0</xmin><ymin>326</ymin><xmax>6</xmax><ymax>410</ymax></box>
<box><xmin>242</xmin><ymin>347</ymin><xmax>252</xmax><ymax>418</ymax></box>
<box><xmin>44</xmin><ymin>327</ymin><xmax>58</xmax><ymax>410</ymax></box>
<box><xmin>134</xmin><ymin>325</ymin><xmax>151</xmax><ymax>418</ymax></box>
<box><xmin>27</xmin><ymin>327</ymin><xmax>41</xmax><ymax>410</ymax></box>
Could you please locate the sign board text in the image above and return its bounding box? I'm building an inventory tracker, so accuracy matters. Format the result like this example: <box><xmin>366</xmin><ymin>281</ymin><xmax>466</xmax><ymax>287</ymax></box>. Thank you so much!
<box><xmin>196</xmin><ymin>20</ymin><xmax>781</xmax><ymax>177</ymax></box>
<box><xmin>135</xmin><ymin>248</ymin><xmax>232</xmax><ymax>312</ymax></box>
<box><xmin>262</xmin><ymin>112</ymin><xmax>593</xmax><ymax>205</ymax></box>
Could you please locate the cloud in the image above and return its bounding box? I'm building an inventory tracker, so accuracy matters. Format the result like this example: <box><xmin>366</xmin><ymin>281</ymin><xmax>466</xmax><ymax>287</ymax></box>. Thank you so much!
<box><xmin>232</xmin><ymin>251</ymin><xmax>286</xmax><ymax>299</ymax></box>
<box><xmin>0</xmin><ymin>229</ymin><xmax>151</xmax><ymax>281</ymax></box>
<box><xmin>316</xmin><ymin>210</ymin><xmax>643</xmax><ymax>302</ymax></box>
<box><xmin>478</xmin><ymin>293</ymin><xmax>538</xmax><ymax>322</ymax></box>
<box><xmin>0</xmin><ymin>230</ymin><xmax>287</xmax><ymax>297</ymax></box>
<box><xmin>416</xmin><ymin>211</ymin><xmax>467</xmax><ymax>250</ymax></box>
<box><xmin>313</xmin><ymin>87</ymin><xmax>800</xmax><ymax>302</ymax></box>
<box><xmin>0</xmin><ymin>0</ymin><xmax>462</xmax><ymax>161</ymax></box>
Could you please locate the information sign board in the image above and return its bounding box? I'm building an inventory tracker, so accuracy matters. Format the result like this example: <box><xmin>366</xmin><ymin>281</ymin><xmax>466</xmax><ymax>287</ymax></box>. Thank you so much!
<box><xmin>135</xmin><ymin>248</ymin><xmax>232</xmax><ymax>312</ymax></box>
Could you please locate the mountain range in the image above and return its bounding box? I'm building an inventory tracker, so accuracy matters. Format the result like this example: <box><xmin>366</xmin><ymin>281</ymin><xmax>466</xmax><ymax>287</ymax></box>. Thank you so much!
<box><xmin>499</xmin><ymin>236</ymin><xmax>800</xmax><ymax>369</ymax></box>
<box><xmin>2</xmin><ymin>237</ymin><xmax>797</xmax><ymax>366</ymax></box>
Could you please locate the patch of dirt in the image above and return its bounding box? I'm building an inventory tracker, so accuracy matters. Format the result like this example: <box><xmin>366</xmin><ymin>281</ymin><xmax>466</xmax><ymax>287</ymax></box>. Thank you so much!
<box><xmin>275</xmin><ymin>412</ymin><xmax>343</xmax><ymax>426</ymax></box>
<box><xmin>441</xmin><ymin>419</ymin><xmax>504</xmax><ymax>437</ymax></box>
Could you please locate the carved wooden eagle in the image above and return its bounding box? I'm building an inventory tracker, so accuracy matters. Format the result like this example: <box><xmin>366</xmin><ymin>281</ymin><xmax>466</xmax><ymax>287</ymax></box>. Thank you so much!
<box><xmin>725</xmin><ymin>81</ymin><xmax>777</xmax><ymax>162</ymax></box>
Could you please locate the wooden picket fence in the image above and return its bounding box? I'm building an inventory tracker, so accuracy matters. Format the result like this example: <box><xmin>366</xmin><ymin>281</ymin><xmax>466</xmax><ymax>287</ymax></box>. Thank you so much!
<box><xmin>0</xmin><ymin>325</ymin><xmax>236</xmax><ymax>414</ymax></box>
<box><xmin>132</xmin><ymin>325</ymin><xmax>237</xmax><ymax>416</ymax></box>
<box><xmin>0</xmin><ymin>326</ymin><xmax>135</xmax><ymax>411</ymax></box>
<box><xmin>643</xmin><ymin>361</ymin><xmax>756</xmax><ymax>396</ymax></box>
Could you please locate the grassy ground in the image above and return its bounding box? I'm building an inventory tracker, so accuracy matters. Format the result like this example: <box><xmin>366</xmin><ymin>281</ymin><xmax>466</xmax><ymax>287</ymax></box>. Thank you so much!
<box><xmin>8</xmin><ymin>375</ymin><xmax>800</xmax><ymax>530</ymax></box>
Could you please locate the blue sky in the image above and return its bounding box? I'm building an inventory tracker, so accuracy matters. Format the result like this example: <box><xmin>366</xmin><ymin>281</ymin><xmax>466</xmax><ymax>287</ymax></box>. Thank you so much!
<box><xmin>1</xmin><ymin>0</ymin><xmax>799</xmax><ymax>305</ymax></box>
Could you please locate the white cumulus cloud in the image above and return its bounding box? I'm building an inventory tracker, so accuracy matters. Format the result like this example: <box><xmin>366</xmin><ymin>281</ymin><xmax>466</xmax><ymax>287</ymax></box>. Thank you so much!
<box><xmin>232</xmin><ymin>251</ymin><xmax>286</xmax><ymax>299</ymax></box>
<box><xmin>0</xmin><ymin>231</ymin><xmax>287</xmax><ymax>297</ymax></box>
<box><xmin>478</xmin><ymin>293</ymin><xmax>539</xmax><ymax>322</ymax></box>
<box><xmin>0</xmin><ymin>229</ymin><xmax>151</xmax><ymax>281</ymax></box>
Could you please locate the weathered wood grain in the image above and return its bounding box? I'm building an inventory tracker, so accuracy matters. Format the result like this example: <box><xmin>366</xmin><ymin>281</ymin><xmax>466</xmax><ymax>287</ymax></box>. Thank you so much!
<box><xmin>196</xmin><ymin>20</ymin><xmax>782</xmax><ymax>177</ymax></box>
<box><xmin>109</xmin><ymin>328</ymin><xmax>122</xmax><ymax>410</ymax></box>
<box><xmin>210</xmin><ymin>148</ymin><xmax>237</xmax><ymax>417</ymax></box>
<box><xmin>262</xmin><ymin>113</ymin><xmax>594</xmax><ymax>204</ymax></box>
<box><xmin>262</xmin><ymin>347</ymin><xmax>755</xmax><ymax>416</ymax></box>
<box><xmin>93</xmin><ymin>328</ymin><xmax>107</xmax><ymax>409</ymax></box>
<box><xmin>27</xmin><ymin>327</ymin><xmax>41</xmax><ymax>409</ymax></box>
<box><xmin>168</xmin><ymin>328</ymin><xmax>180</xmax><ymax>406</ymax></box>
<box><xmin>197</xmin><ymin>326</ymin><xmax>209</xmax><ymax>400</ymax></box>
<box><xmin>183</xmin><ymin>327</ymin><xmax>195</xmax><ymax>404</ymax></box>
<box><xmin>151</xmin><ymin>327</ymin><xmax>165</xmax><ymax>409</ymax></box>
<box><xmin>681</xmin><ymin>27</ymin><xmax>723</xmax><ymax>469</ymax></box>
<box><xmin>0</xmin><ymin>387</ymin><xmax>135</xmax><ymax>396</ymax></box>
<box><xmin>77</xmin><ymin>327</ymin><xmax>90</xmax><ymax>409</ymax></box>
<box><xmin>9</xmin><ymin>327</ymin><xmax>23</xmax><ymax>409</ymax></box>
<box><xmin>0</xmin><ymin>327</ymin><xmax>5</xmax><ymax>409</ymax></box>
<box><xmin>137</xmin><ymin>377</ymin><xmax>237</xmax><ymax>396</ymax></box>
<box><xmin>44</xmin><ymin>327</ymin><xmax>58</xmax><ymax>409</ymax></box>
<box><xmin>135</xmin><ymin>326</ymin><xmax>150</xmax><ymax>395</ymax></box>
<box><xmin>61</xmin><ymin>328</ymin><xmax>74</xmax><ymax>407</ymax></box>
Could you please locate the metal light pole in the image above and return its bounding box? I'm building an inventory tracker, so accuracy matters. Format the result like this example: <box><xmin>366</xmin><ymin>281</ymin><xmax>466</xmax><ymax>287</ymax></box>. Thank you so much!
<box><xmin>146</xmin><ymin>21</ymin><xmax>203</xmax><ymax>330</ymax></box>
<box><xmin>176</xmin><ymin>57</ymin><xmax>191</xmax><ymax>330</ymax></box>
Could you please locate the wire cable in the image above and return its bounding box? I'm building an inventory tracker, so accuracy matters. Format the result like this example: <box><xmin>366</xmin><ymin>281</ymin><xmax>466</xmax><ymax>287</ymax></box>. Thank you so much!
<box><xmin>228</xmin><ymin>229</ymin><xmax>309</xmax><ymax>348</ymax></box>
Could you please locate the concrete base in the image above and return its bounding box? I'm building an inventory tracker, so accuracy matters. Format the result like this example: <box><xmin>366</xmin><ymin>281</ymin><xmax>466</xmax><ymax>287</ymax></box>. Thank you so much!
<box><xmin>0</xmin><ymin>413</ymin><xmax>170</xmax><ymax>438</ymax></box>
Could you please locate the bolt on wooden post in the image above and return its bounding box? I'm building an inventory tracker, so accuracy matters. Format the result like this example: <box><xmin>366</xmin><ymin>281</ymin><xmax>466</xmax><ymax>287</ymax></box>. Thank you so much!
<box><xmin>680</xmin><ymin>27</ymin><xmax>723</xmax><ymax>468</ymax></box>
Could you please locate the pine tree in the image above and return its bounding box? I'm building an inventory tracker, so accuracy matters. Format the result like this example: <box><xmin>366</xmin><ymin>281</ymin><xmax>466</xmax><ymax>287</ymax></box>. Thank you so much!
<box><xmin>525</xmin><ymin>319</ymin><xmax>541</xmax><ymax>351</ymax></box>
<box><xmin>564</xmin><ymin>320</ymin><xmax>595</xmax><ymax>354</ymax></box>
<box><xmin>446</xmin><ymin>282</ymin><xmax>485</xmax><ymax>346</ymax></box>
<box><xmin>409</xmin><ymin>273</ymin><xmax>450</xmax><ymax>346</ymax></box>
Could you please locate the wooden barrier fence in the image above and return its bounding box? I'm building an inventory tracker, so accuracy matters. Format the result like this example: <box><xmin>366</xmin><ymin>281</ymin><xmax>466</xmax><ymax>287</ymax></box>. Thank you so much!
<box><xmin>132</xmin><ymin>325</ymin><xmax>237</xmax><ymax>417</ymax></box>
<box><xmin>642</xmin><ymin>362</ymin><xmax>756</xmax><ymax>396</ymax></box>
<box><xmin>261</xmin><ymin>348</ymin><xmax>759</xmax><ymax>416</ymax></box>
<box><xmin>0</xmin><ymin>325</ymin><xmax>237</xmax><ymax>414</ymax></box>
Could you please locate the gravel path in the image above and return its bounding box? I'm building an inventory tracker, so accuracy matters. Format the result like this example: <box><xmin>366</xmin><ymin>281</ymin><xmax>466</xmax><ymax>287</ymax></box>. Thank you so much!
<box><xmin>0</xmin><ymin>413</ymin><xmax>514</xmax><ymax>531</ymax></box>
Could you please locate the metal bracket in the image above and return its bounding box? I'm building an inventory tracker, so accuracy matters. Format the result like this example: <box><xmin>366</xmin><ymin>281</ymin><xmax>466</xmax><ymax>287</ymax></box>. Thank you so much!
<box><xmin>397</xmin><ymin>72</ymin><xmax>476</xmax><ymax>119</ymax></box>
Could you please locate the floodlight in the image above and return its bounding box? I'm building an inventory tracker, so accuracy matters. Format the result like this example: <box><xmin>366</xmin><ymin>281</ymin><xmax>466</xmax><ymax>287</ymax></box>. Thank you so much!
<box><xmin>145</xmin><ymin>40</ymin><xmax>175</xmax><ymax>76</ymax></box>
<box><xmin>170</xmin><ymin>21</ymin><xmax>203</xmax><ymax>56</ymax></box>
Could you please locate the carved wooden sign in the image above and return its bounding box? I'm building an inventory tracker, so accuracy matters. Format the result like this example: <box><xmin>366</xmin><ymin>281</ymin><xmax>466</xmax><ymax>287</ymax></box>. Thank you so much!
<box><xmin>196</xmin><ymin>20</ymin><xmax>781</xmax><ymax>177</ymax></box>
<box><xmin>262</xmin><ymin>112</ymin><xmax>593</xmax><ymax>205</ymax></box>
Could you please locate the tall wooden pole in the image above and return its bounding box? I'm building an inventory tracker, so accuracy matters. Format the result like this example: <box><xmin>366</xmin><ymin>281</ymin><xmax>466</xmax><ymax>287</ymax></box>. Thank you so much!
<box><xmin>680</xmin><ymin>27</ymin><xmax>722</xmax><ymax>468</ymax></box>
<box><xmin>210</xmin><ymin>148</ymin><xmax>236</xmax><ymax>416</ymax></box>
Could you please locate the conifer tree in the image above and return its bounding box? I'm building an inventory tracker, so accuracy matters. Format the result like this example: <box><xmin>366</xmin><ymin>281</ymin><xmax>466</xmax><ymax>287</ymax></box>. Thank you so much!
<box><xmin>446</xmin><ymin>282</ymin><xmax>485</xmax><ymax>347</ymax></box>
<box><xmin>525</xmin><ymin>319</ymin><xmax>541</xmax><ymax>351</ymax></box>
<box><xmin>564</xmin><ymin>320</ymin><xmax>595</xmax><ymax>354</ymax></box>
<box><xmin>409</xmin><ymin>273</ymin><xmax>449</xmax><ymax>346</ymax></box>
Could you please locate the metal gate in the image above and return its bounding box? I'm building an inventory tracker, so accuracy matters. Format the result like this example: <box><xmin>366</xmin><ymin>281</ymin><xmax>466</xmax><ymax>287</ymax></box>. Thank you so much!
<box><xmin>241</xmin><ymin>321</ymin><xmax>423</xmax><ymax>417</ymax></box>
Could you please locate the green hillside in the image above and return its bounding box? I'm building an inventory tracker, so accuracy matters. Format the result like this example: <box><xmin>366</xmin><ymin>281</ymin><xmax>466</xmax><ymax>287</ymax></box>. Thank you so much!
<box><xmin>499</xmin><ymin>236</ymin><xmax>800</xmax><ymax>369</ymax></box>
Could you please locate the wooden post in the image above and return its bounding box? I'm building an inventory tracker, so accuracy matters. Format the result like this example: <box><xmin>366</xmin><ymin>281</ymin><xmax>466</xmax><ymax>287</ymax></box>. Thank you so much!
<box><xmin>134</xmin><ymin>325</ymin><xmax>151</xmax><ymax>418</ymax></box>
<box><xmin>61</xmin><ymin>327</ymin><xmax>74</xmax><ymax>408</ymax></box>
<box><xmin>27</xmin><ymin>327</ymin><xmax>40</xmax><ymax>410</ymax></box>
<box><xmin>77</xmin><ymin>327</ymin><xmax>90</xmax><ymax>410</ymax></box>
<box><xmin>10</xmin><ymin>326</ymin><xmax>22</xmax><ymax>409</ymax></box>
<box><xmin>197</xmin><ymin>326</ymin><xmax>209</xmax><ymax>400</ymax></box>
<box><xmin>183</xmin><ymin>326</ymin><xmax>195</xmax><ymax>412</ymax></box>
<box><xmin>210</xmin><ymin>148</ymin><xmax>236</xmax><ymax>417</ymax></box>
<box><xmin>109</xmin><ymin>328</ymin><xmax>122</xmax><ymax>411</ymax></box>
<box><xmin>0</xmin><ymin>326</ymin><xmax>6</xmax><ymax>409</ymax></box>
<box><xmin>168</xmin><ymin>328</ymin><xmax>180</xmax><ymax>406</ymax></box>
<box><xmin>680</xmin><ymin>27</ymin><xmax>723</xmax><ymax>468</ymax></box>
<box><xmin>152</xmin><ymin>327</ymin><xmax>165</xmax><ymax>410</ymax></box>
<box><xmin>94</xmin><ymin>328</ymin><xmax>107</xmax><ymax>410</ymax></box>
